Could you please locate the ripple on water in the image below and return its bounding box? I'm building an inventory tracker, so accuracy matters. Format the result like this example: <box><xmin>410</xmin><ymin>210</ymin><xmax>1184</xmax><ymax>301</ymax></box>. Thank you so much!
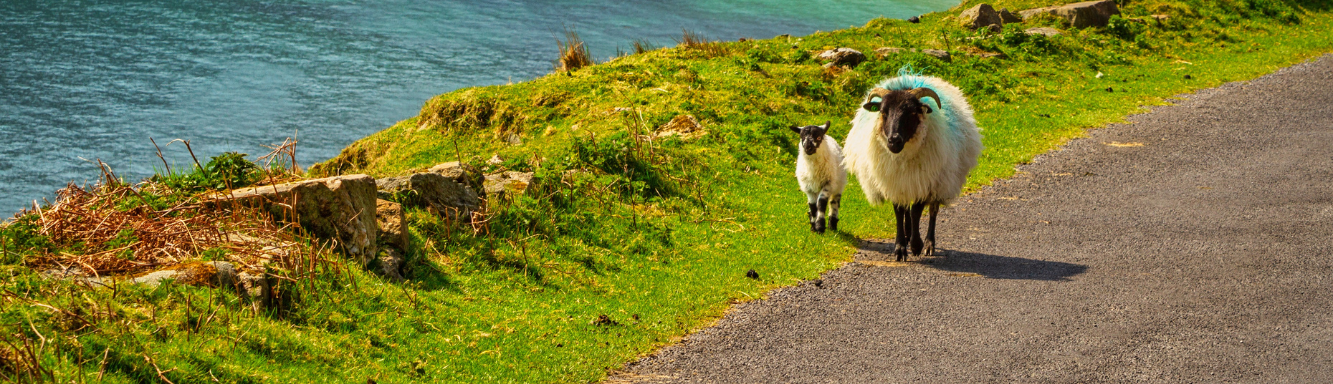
<box><xmin>0</xmin><ymin>0</ymin><xmax>956</xmax><ymax>213</ymax></box>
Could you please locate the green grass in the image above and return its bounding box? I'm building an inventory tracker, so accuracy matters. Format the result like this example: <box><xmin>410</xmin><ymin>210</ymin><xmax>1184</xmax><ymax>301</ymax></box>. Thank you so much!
<box><xmin>4</xmin><ymin>0</ymin><xmax>1333</xmax><ymax>382</ymax></box>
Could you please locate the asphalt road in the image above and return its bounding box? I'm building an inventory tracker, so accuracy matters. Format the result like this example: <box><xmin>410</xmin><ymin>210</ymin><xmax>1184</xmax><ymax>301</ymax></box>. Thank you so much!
<box><xmin>613</xmin><ymin>54</ymin><xmax>1333</xmax><ymax>383</ymax></box>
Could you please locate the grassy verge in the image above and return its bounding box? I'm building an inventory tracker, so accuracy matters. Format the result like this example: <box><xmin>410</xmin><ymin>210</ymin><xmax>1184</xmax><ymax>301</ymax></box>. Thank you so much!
<box><xmin>3</xmin><ymin>0</ymin><xmax>1332</xmax><ymax>382</ymax></box>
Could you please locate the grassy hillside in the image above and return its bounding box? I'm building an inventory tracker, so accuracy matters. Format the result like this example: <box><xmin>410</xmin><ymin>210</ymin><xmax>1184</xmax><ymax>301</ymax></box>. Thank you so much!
<box><xmin>3</xmin><ymin>0</ymin><xmax>1331</xmax><ymax>382</ymax></box>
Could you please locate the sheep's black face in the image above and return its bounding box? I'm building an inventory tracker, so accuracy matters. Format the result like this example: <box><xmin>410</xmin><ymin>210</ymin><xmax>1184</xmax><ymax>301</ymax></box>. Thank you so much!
<box><xmin>864</xmin><ymin>91</ymin><xmax>932</xmax><ymax>154</ymax></box>
<box><xmin>789</xmin><ymin>121</ymin><xmax>831</xmax><ymax>156</ymax></box>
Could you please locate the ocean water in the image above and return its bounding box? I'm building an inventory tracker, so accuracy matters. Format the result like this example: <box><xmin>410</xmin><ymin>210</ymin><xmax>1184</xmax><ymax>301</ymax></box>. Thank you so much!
<box><xmin>0</xmin><ymin>0</ymin><xmax>956</xmax><ymax>213</ymax></box>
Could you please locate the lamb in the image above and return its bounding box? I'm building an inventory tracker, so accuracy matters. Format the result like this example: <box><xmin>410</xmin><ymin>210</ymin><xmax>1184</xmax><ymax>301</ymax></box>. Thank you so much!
<box><xmin>841</xmin><ymin>73</ymin><xmax>983</xmax><ymax>260</ymax></box>
<box><xmin>791</xmin><ymin>121</ymin><xmax>848</xmax><ymax>233</ymax></box>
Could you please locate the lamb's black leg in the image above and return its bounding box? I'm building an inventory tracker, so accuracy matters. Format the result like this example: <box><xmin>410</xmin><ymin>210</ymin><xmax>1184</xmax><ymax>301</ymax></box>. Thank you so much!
<box><xmin>815</xmin><ymin>194</ymin><xmax>829</xmax><ymax>234</ymax></box>
<box><xmin>909</xmin><ymin>202</ymin><xmax>926</xmax><ymax>256</ymax></box>
<box><xmin>828</xmin><ymin>194</ymin><xmax>841</xmax><ymax>231</ymax></box>
<box><xmin>893</xmin><ymin>204</ymin><xmax>909</xmax><ymax>261</ymax></box>
<box><xmin>807</xmin><ymin>201</ymin><xmax>818</xmax><ymax>232</ymax></box>
<box><xmin>924</xmin><ymin>202</ymin><xmax>939</xmax><ymax>256</ymax></box>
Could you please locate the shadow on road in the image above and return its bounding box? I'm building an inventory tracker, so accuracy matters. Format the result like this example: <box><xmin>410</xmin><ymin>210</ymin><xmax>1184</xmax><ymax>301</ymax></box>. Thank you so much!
<box><xmin>856</xmin><ymin>240</ymin><xmax>1088</xmax><ymax>281</ymax></box>
<box><xmin>926</xmin><ymin>249</ymin><xmax>1088</xmax><ymax>281</ymax></box>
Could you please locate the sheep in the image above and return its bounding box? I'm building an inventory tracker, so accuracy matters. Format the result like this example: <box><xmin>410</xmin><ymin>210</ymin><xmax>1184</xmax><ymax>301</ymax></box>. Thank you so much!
<box><xmin>841</xmin><ymin>73</ymin><xmax>983</xmax><ymax>260</ymax></box>
<box><xmin>791</xmin><ymin>121</ymin><xmax>848</xmax><ymax>233</ymax></box>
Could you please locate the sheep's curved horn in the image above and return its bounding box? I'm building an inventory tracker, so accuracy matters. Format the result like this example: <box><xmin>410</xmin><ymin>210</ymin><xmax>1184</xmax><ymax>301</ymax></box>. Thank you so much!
<box><xmin>869</xmin><ymin>87</ymin><xmax>892</xmax><ymax>98</ymax></box>
<box><xmin>909</xmin><ymin>87</ymin><xmax>943</xmax><ymax>112</ymax></box>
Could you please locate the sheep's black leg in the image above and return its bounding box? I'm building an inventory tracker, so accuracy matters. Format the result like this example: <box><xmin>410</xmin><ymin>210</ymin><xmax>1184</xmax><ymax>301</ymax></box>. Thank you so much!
<box><xmin>829</xmin><ymin>194</ymin><xmax>842</xmax><ymax>231</ymax></box>
<box><xmin>893</xmin><ymin>204</ymin><xmax>909</xmax><ymax>261</ymax></box>
<box><xmin>924</xmin><ymin>202</ymin><xmax>939</xmax><ymax>256</ymax></box>
<box><xmin>815</xmin><ymin>194</ymin><xmax>829</xmax><ymax>234</ymax></box>
<box><xmin>909</xmin><ymin>202</ymin><xmax>926</xmax><ymax>256</ymax></box>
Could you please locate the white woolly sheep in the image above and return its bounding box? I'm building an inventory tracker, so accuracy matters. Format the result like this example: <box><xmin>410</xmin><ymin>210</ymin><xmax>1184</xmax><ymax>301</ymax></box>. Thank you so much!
<box><xmin>841</xmin><ymin>74</ymin><xmax>983</xmax><ymax>260</ymax></box>
<box><xmin>791</xmin><ymin>121</ymin><xmax>848</xmax><ymax>233</ymax></box>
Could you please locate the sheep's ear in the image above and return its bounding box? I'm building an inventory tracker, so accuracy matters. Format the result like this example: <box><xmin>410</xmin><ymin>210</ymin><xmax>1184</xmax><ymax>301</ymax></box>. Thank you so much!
<box><xmin>921</xmin><ymin>105</ymin><xmax>934</xmax><ymax>114</ymax></box>
<box><xmin>789</xmin><ymin>125</ymin><xmax>802</xmax><ymax>134</ymax></box>
<box><xmin>822</xmin><ymin>121</ymin><xmax>831</xmax><ymax>130</ymax></box>
<box><xmin>863</xmin><ymin>98</ymin><xmax>882</xmax><ymax>112</ymax></box>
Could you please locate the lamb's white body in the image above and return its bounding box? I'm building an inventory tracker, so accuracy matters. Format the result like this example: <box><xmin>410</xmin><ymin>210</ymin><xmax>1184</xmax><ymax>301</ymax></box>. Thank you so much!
<box><xmin>796</xmin><ymin>136</ymin><xmax>847</xmax><ymax>202</ymax></box>
<box><xmin>842</xmin><ymin>75</ymin><xmax>982</xmax><ymax>206</ymax></box>
<box><xmin>796</xmin><ymin>134</ymin><xmax>847</xmax><ymax>232</ymax></box>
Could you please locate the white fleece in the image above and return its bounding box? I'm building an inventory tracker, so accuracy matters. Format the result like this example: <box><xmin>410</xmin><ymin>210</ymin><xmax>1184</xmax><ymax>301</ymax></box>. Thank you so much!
<box><xmin>841</xmin><ymin>75</ymin><xmax>983</xmax><ymax>206</ymax></box>
<box><xmin>795</xmin><ymin>136</ymin><xmax>848</xmax><ymax>199</ymax></box>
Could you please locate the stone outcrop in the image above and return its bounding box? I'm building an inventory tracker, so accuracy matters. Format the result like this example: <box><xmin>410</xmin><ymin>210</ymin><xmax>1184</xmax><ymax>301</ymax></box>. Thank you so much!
<box><xmin>1020</xmin><ymin>0</ymin><xmax>1120</xmax><ymax>28</ymax></box>
<box><xmin>959</xmin><ymin>4</ymin><xmax>1004</xmax><ymax>30</ymax></box>
<box><xmin>999</xmin><ymin>8</ymin><xmax>1023</xmax><ymax>24</ymax></box>
<box><xmin>218</xmin><ymin>174</ymin><xmax>379</xmax><ymax>265</ymax></box>
<box><xmin>816</xmin><ymin>48</ymin><xmax>867</xmax><ymax>68</ymax></box>
<box><xmin>376</xmin><ymin>172</ymin><xmax>480</xmax><ymax>218</ymax></box>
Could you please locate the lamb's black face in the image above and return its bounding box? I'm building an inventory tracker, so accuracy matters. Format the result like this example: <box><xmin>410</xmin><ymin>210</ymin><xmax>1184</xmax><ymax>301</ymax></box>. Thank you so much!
<box><xmin>789</xmin><ymin>121</ymin><xmax>831</xmax><ymax>156</ymax></box>
<box><xmin>863</xmin><ymin>91</ymin><xmax>932</xmax><ymax>154</ymax></box>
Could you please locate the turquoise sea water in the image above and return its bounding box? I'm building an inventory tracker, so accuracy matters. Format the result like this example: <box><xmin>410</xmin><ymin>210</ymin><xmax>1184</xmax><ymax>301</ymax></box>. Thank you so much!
<box><xmin>0</xmin><ymin>0</ymin><xmax>956</xmax><ymax>213</ymax></box>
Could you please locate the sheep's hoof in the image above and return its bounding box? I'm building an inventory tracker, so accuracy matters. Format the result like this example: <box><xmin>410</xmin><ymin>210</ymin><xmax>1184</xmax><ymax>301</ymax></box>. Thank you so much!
<box><xmin>923</xmin><ymin>240</ymin><xmax>935</xmax><ymax>256</ymax></box>
<box><xmin>829</xmin><ymin>218</ymin><xmax>838</xmax><ymax>231</ymax></box>
<box><xmin>910</xmin><ymin>237</ymin><xmax>925</xmax><ymax>256</ymax></box>
<box><xmin>894</xmin><ymin>246</ymin><xmax>909</xmax><ymax>262</ymax></box>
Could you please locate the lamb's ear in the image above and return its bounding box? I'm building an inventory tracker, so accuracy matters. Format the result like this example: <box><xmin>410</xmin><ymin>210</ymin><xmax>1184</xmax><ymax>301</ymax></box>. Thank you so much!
<box><xmin>822</xmin><ymin>121</ymin><xmax>831</xmax><ymax>130</ymax></box>
<box><xmin>789</xmin><ymin>125</ymin><xmax>802</xmax><ymax>134</ymax></box>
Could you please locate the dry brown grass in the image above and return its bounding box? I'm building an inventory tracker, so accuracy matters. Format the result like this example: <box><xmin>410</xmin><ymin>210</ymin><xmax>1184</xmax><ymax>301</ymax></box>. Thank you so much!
<box><xmin>19</xmin><ymin>179</ymin><xmax>310</xmax><ymax>276</ymax></box>
<box><xmin>632</xmin><ymin>39</ymin><xmax>658</xmax><ymax>54</ymax></box>
<box><xmin>0</xmin><ymin>333</ymin><xmax>51</xmax><ymax>383</ymax></box>
<box><xmin>555</xmin><ymin>28</ymin><xmax>593</xmax><ymax>73</ymax></box>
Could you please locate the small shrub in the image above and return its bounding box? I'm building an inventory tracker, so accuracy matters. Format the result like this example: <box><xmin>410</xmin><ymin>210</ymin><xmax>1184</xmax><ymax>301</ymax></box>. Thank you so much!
<box><xmin>555</xmin><ymin>28</ymin><xmax>594</xmax><ymax>72</ymax></box>
<box><xmin>206</xmin><ymin>151</ymin><xmax>259</xmax><ymax>189</ymax></box>
<box><xmin>1105</xmin><ymin>15</ymin><xmax>1145</xmax><ymax>40</ymax></box>
<box><xmin>676</xmin><ymin>29</ymin><xmax>730</xmax><ymax>57</ymax></box>
<box><xmin>786</xmin><ymin>49</ymin><xmax>812</xmax><ymax>64</ymax></box>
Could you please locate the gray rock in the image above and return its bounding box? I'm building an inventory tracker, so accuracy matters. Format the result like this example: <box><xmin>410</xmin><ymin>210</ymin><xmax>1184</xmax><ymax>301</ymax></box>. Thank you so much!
<box><xmin>484</xmin><ymin>171</ymin><xmax>534</xmax><ymax>197</ymax></box>
<box><xmin>428</xmin><ymin>161</ymin><xmax>484</xmax><ymax>192</ymax></box>
<box><xmin>999</xmin><ymin>8</ymin><xmax>1023</xmax><ymax>24</ymax></box>
<box><xmin>1025</xmin><ymin>27</ymin><xmax>1062</xmax><ymax>37</ymax></box>
<box><xmin>377</xmin><ymin>172</ymin><xmax>480</xmax><ymax>219</ymax></box>
<box><xmin>379</xmin><ymin>248</ymin><xmax>405</xmax><ymax>282</ymax></box>
<box><xmin>375</xmin><ymin>199</ymin><xmax>409</xmax><ymax>252</ymax></box>
<box><xmin>816</xmin><ymin>48</ymin><xmax>867</xmax><ymax>68</ymax></box>
<box><xmin>874</xmin><ymin>47</ymin><xmax>909</xmax><ymax>57</ymax></box>
<box><xmin>127</xmin><ymin>270</ymin><xmax>183</xmax><ymax>285</ymax></box>
<box><xmin>922</xmin><ymin>49</ymin><xmax>952</xmax><ymax>63</ymax></box>
<box><xmin>210</xmin><ymin>261</ymin><xmax>237</xmax><ymax>287</ymax></box>
<box><xmin>1020</xmin><ymin>0</ymin><xmax>1120</xmax><ymax>28</ymax></box>
<box><xmin>217</xmin><ymin>175</ymin><xmax>379</xmax><ymax>266</ymax></box>
<box><xmin>959</xmin><ymin>4</ymin><xmax>1003</xmax><ymax>30</ymax></box>
<box><xmin>236</xmin><ymin>271</ymin><xmax>271</xmax><ymax>301</ymax></box>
